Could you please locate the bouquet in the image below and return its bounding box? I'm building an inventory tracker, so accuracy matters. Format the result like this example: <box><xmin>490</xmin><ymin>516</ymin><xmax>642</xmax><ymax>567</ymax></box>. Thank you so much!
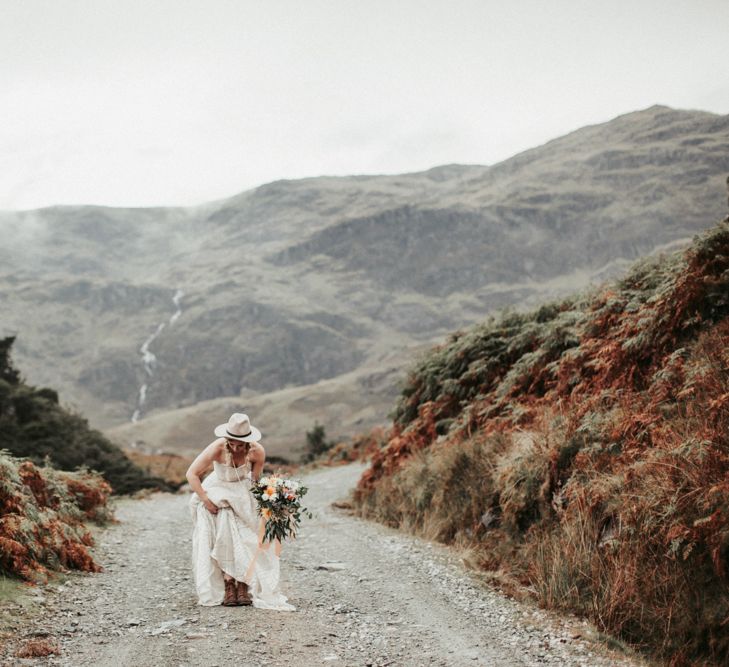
<box><xmin>251</xmin><ymin>474</ymin><xmax>311</xmax><ymax>543</ymax></box>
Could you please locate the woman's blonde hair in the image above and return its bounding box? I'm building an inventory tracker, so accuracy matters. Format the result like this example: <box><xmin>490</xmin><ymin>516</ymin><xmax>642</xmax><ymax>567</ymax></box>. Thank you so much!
<box><xmin>224</xmin><ymin>438</ymin><xmax>252</xmax><ymax>466</ymax></box>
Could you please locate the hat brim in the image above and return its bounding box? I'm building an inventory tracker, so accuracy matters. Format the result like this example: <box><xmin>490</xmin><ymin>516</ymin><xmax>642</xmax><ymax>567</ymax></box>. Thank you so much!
<box><xmin>214</xmin><ymin>423</ymin><xmax>262</xmax><ymax>442</ymax></box>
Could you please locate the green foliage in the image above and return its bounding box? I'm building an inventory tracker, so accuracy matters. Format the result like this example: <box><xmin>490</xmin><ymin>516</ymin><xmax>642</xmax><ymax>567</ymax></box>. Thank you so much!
<box><xmin>392</xmin><ymin>296</ymin><xmax>586</xmax><ymax>430</ymax></box>
<box><xmin>302</xmin><ymin>422</ymin><xmax>335</xmax><ymax>462</ymax></box>
<box><xmin>0</xmin><ymin>337</ymin><xmax>168</xmax><ymax>495</ymax></box>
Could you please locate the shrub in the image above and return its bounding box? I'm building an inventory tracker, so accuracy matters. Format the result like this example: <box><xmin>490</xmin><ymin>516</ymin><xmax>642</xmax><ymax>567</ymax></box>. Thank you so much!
<box><xmin>0</xmin><ymin>450</ymin><xmax>111</xmax><ymax>581</ymax></box>
<box><xmin>354</xmin><ymin>220</ymin><xmax>729</xmax><ymax>666</ymax></box>
<box><xmin>14</xmin><ymin>638</ymin><xmax>60</xmax><ymax>658</ymax></box>
<box><xmin>302</xmin><ymin>422</ymin><xmax>335</xmax><ymax>462</ymax></box>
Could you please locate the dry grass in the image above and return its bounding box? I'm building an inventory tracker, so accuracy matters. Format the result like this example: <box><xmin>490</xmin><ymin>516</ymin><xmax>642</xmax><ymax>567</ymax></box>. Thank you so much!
<box><xmin>354</xmin><ymin>220</ymin><xmax>729</xmax><ymax>666</ymax></box>
<box><xmin>323</xmin><ymin>429</ymin><xmax>387</xmax><ymax>465</ymax></box>
<box><xmin>0</xmin><ymin>452</ymin><xmax>112</xmax><ymax>581</ymax></box>
<box><xmin>14</xmin><ymin>638</ymin><xmax>60</xmax><ymax>658</ymax></box>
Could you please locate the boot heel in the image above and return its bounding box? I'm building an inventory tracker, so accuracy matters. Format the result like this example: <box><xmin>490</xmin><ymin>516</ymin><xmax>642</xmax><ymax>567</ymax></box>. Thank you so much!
<box><xmin>236</xmin><ymin>580</ymin><xmax>253</xmax><ymax>606</ymax></box>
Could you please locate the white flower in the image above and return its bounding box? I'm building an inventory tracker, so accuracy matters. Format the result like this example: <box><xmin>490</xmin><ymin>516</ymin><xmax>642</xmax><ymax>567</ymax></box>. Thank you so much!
<box><xmin>259</xmin><ymin>476</ymin><xmax>270</xmax><ymax>486</ymax></box>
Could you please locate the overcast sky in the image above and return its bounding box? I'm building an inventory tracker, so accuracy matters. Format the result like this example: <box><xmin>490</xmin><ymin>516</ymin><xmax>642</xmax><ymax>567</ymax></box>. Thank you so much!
<box><xmin>2</xmin><ymin>0</ymin><xmax>728</xmax><ymax>210</ymax></box>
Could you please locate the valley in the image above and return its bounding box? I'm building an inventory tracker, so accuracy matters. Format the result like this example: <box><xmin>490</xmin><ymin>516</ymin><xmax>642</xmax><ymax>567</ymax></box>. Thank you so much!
<box><xmin>1</xmin><ymin>105</ymin><xmax>727</xmax><ymax>459</ymax></box>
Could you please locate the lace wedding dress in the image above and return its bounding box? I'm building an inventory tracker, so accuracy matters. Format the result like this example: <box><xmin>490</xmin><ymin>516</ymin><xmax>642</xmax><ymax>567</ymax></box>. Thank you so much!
<box><xmin>189</xmin><ymin>459</ymin><xmax>295</xmax><ymax>610</ymax></box>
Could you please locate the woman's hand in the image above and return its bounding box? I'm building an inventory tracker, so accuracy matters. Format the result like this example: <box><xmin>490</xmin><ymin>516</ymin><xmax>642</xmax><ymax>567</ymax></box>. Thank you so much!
<box><xmin>203</xmin><ymin>498</ymin><xmax>219</xmax><ymax>514</ymax></box>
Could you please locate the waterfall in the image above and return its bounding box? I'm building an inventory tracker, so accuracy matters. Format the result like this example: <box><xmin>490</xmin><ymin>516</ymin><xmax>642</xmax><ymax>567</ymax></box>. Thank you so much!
<box><xmin>169</xmin><ymin>289</ymin><xmax>184</xmax><ymax>325</ymax></box>
<box><xmin>140</xmin><ymin>324</ymin><xmax>165</xmax><ymax>376</ymax></box>
<box><xmin>131</xmin><ymin>290</ymin><xmax>185</xmax><ymax>423</ymax></box>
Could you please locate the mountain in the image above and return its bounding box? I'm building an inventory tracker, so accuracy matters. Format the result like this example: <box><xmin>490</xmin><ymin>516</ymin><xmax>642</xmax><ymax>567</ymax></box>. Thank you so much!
<box><xmin>0</xmin><ymin>105</ymin><xmax>727</xmax><ymax>457</ymax></box>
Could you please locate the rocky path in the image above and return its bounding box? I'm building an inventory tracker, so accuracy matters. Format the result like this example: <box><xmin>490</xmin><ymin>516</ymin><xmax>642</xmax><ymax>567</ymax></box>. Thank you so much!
<box><xmin>2</xmin><ymin>464</ymin><xmax>645</xmax><ymax>667</ymax></box>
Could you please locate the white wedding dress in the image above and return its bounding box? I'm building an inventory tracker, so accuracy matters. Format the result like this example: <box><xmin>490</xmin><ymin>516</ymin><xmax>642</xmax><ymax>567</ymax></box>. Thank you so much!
<box><xmin>189</xmin><ymin>459</ymin><xmax>295</xmax><ymax>610</ymax></box>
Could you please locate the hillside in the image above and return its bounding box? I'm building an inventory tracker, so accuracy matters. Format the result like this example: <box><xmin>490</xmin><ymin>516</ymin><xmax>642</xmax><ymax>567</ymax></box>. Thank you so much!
<box><xmin>107</xmin><ymin>349</ymin><xmax>407</xmax><ymax>460</ymax></box>
<box><xmin>353</xmin><ymin>218</ymin><xmax>729</xmax><ymax>665</ymax></box>
<box><xmin>0</xmin><ymin>337</ymin><xmax>168</xmax><ymax>494</ymax></box>
<box><xmin>0</xmin><ymin>450</ymin><xmax>112</xmax><ymax>581</ymax></box>
<box><xmin>1</xmin><ymin>105</ymin><xmax>727</xmax><ymax>458</ymax></box>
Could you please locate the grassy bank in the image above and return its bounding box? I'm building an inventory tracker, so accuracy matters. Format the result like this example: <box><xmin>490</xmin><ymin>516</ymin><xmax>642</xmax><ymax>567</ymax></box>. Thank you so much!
<box><xmin>0</xmin><ymin>451</ymin><xmax>112</xmax><ymax>582</ymax></box>
<box><xmin>354</xmin><ymin>219</ymin><xmax>729</xmax><ymax>666</ymax></box>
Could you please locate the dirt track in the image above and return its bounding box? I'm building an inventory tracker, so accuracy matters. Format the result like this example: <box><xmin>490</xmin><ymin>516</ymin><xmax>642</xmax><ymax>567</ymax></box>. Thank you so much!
<box><xmin>2</xmin><ymin>463</ymin><xmax>644</xmax><ymax>666</ymax></box>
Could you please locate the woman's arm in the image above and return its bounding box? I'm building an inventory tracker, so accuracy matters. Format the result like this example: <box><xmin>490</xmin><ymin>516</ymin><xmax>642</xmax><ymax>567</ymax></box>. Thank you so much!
<box><xmin>186</xmin><ymin>440</ymin><xmax>223</xmax><ymax>514</ymax></box>
<box><xmin>249</xmin><ymin>443</ymin><xmax>266</xmax><ymax>482</ymax></box>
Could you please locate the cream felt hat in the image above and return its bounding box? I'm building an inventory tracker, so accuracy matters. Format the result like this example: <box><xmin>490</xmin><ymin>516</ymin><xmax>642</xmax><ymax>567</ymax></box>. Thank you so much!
<box><xmin>214</xmin><ymin>413</ymin><xmax>262</xmax><ymax>442</ymax></box>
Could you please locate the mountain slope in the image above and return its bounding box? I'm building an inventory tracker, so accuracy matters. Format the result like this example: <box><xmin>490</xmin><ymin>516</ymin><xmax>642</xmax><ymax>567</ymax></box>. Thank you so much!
<box><xmin>0</xmin><ymin>337</ymin><xmax>168</xmax><ymax>494</ymax></box>
<box><xmin>354</xmin><ymin>218</ymin><xmax>729</xmax><ymax>666</ymax></box>
<box><xmin>0</xmin><ymin>105</ymin><xmax>727</xmax><ymax>446</ymax></box>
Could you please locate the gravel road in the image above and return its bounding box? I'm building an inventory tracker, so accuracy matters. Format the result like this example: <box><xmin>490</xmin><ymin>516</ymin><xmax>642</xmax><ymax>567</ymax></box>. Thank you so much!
<box><xmin>2</xmin><ymin>463</ymin><xmax>645</xmax><ymax>667</ymax></box>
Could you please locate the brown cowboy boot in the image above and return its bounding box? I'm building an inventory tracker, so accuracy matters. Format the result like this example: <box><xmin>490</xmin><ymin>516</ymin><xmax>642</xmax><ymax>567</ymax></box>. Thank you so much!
<box><xmin>236</xmin><ymin>580</ymin><xmax>253</xmax><ymax>606</ymax></box>
<box><xmin>223</xmin><ymin>578</ymin><xmax>239</xmax><ymax>606</ymax></box>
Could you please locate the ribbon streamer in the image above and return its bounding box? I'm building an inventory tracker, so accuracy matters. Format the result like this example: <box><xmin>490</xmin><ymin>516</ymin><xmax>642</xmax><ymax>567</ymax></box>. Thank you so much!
<box><xmin>244</xmin><ymin>516</ymin><xmax>283</xmax><ymax>583</ymax></box>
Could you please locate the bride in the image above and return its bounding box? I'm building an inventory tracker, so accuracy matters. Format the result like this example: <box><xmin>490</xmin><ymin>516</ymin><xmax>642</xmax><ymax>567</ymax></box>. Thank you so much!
<box><xmin>186</xmin><ymin>412</ymin><xmax>295</xmax><ymax>610</ymax></box>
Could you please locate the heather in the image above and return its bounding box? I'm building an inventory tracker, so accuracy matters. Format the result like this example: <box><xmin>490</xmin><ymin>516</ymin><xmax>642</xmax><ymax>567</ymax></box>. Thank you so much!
<box><xmin>355</xmin><ymin>219</ymin><xmax>729</xmax><ymax>666</ymax></box>
<box><xmin>0</xmin><ymin>451</ymin><xmax>112</xmax><ymax>581</ymax></box>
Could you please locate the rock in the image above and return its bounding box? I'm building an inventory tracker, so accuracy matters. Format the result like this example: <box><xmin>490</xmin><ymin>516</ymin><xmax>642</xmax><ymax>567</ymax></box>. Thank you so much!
<box><xmin>317</xmin><ymin>562</ymin><xmax>347</xmax><ymax>571</ymax></box>
<box><xmin>149</xmin><ymin>618</ymin><xmax>187</xmax><ymax>636</ymax></box>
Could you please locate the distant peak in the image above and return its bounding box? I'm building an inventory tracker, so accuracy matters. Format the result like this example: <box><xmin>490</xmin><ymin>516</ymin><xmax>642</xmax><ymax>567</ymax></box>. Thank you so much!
<box><xmin>616</xmin><ymin>104</ymin><xmax>720</xmax><ymax>121</ymax></box>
